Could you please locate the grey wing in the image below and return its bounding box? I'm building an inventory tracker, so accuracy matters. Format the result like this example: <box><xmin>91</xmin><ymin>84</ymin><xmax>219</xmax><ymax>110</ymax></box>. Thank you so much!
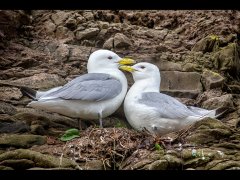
<box><xmin>39</xmin><ymin>73</ymin><xmax>122</xmax><ymax>102</ymax></box>
<box><xmin>139</xmin><ymin>92</ymin><xmax>198</xmax><ymax>119</ymax></box>
<box><xmin>187</xmin><ymin>106</ymin><xmax>215</xmax><ymax>117</ymax></box>
<box><xmin>36</xmin><ymin>86</ymin><xmax>62</xmax><ymax>99</ymax></box>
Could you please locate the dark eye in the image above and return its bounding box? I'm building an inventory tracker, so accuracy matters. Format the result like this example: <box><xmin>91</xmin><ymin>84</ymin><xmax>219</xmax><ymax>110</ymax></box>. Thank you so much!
<box><xmin>140</xmin><ymin>66</ymin><xmax>145</xmax><ymax>69</ymax></box>
<box><xmin>108</xmin><ymin>56</ymin><xmax>113</xmax><ymax>60</ymax></box>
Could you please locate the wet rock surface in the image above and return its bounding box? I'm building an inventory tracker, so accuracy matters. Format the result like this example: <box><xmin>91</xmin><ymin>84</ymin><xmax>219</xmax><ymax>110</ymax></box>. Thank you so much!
<box><xmin>0</xmin><ymin>10</ymin><xmax>240</xmax><ymax>170</ymax></box>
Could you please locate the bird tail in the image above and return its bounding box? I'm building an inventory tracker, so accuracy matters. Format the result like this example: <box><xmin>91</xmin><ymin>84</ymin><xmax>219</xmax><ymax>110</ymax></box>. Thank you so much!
<box><xmin>20</xmin><ymin>86</ymin><xmax>37</xmax><ymax>100</ymax></box>
<box><xmin>187</xmin><ymin>106</ymin><xmax>229</xmax><ymax>121</ymax></box>
<box><xmin>199</xmin><ymin>107</ymin><xmax>229</xmax><ymax>120</ymax></box>
<box><xmin>214</xmin><ymin>107</ymin><xmax>229</xmax><ymax>119</ymax></box>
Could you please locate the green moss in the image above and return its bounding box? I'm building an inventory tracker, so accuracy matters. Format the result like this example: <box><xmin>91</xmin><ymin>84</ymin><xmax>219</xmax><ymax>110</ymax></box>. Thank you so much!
<box><xmin>209</xmin><ymin>35</ymin><xmax>219</xmax><ymax>41</ymax></box>
<box><xmin>0</xmin><ymin>149</ymin><xmax>79</xmax><ymax>169</ymax></box>
<box><xmin>0</xmin><ymin>134</ymin><xmax>46</xmax><ymax>148</ymax></box>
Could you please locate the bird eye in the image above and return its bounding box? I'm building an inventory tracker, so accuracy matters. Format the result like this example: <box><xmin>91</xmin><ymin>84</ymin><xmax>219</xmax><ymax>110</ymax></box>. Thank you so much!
<box><xmin>108</xmin><ymin>56</ymin><xmax>113</xmax><ymax>60</ymax></box>
<box><xmin>140</xmin><ymin>66</ymin><xmax>145</xmax><ymax>69</ymax></box>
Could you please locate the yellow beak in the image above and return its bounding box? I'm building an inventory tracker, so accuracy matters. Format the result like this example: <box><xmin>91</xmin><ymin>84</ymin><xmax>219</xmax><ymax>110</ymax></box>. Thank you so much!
<box><xmin>119</xmin><ymin>65</ymin><xmax>136</xmax><ymax>72</ymax></box>
<box><xmin>118</xmin><ymin>58</ymin><xmax>136</xmax><ymax>65</ymax></box>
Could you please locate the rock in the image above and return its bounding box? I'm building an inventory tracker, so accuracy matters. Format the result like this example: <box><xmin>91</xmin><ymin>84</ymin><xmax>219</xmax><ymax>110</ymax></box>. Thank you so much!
<box><xmin>52</xmin><ymin>43</ymin><xmax>69</xmax><ymax>62</ymax></box>
<box><xmin>213</xmin><ymin>142</ymin><xmax>240</xmax><ymax>150</ymax></box>
<box><xmin>68</xmin><ymin>45</ymin><xmax>94</xmax><ymax>62</ymax></box>
<box><xmin>160</xmin><ymin>71</ymin><xmax>202</xmax><ymax>98</ymax></box>
<box><xmin>213</xmin><ymin>43</ymin><xmax>240</xmax><ymax>77</ymax></box>
<box><xmin>0</xmin><ymin>149</ymin><xmax>79</xmax><ymax>169</ymax></box>
<box><xmin>120</xmin><ymin>149</ymin><xmax>164</xmax><ymax>170</ymax></box>
<box><xmin>55</xmin><ymin>26</ymin><xmax>74</xmax><ymax>39</ymax></box>
<box><xmin>0</xmin><ymin>134</ymin><xmax>46</xmax><ymax>148</ymax></box>
<box><xmin>163</xmin><ymin>154</ymin><xmax>182</xmax><ymax>169</ymax></box>
<box><xmin>145</xmin><ymin>29</ymin><xmax>168</xmax><ymax>40</ymax></box>
<box><xmin>65</xmin><ymin>18</ymin><xmax>77</xmax><ymax>31</ymax></box>
<box><xmin>0</xmin><ymin>102</ymin><xmax>17</xmax><ymax>115</ymax></box>
<box><xmin>114</xmin><ymin>33</ymin><xmax>132</xmax><ymax>48</ymax></box>
<box><xmin>103</xmin><ymin>37</ymin><xmax>114</xmax><ymax>49</ymax></box>
<box><xmin>192</xmin><ymin>35</ymin><xmax>219</xmax><ymax>53</ymax></box>
<box><xmin>184</xmin><ymin>157</ymin><xmax>211</xmax><ymax>169</ymax></box>
<box><xmin>209</xmin><ymin>160</ymin><xmax>240</xmax><ymax>170</ymax></box>
<box><xmin>0</xmin><ymin>119</ymin><xmax>30</xmax><ymax>134</ymax></box>
<box><xmin>13</xmin><ymin>108</ymin><xmax>79</xmax><ymax>135</ymax></box>
<box><xmin>202</xmin><ymin>69</ymin><xmax>225</xmax><ymax>90</ymax></box>
<box><xmin>44</xmin><ymin>21</ymin><xmax>56</xmax><ymax>36</ymax></box>
<box><xmin>228</xmin><ymin>85</ymin><xmax>240</xmax><ymax>94</ymax></box>
<box><xmin>30</xmin><ymin>124</ymin><xmax>46</xmax><ymax>135</ymax></box>
<box><xmin>145</xmin><ymin>159</ymin><xmax>168</xmax><ymax>170</ymax></box>
<box><xmin>76</xmin><ymin>28</ymin><xmax>99</xmax><ymax>40</ymax></box>
<box><xmin>0</xmin><ymin>159</ymin><xmax>35</xmax><ymax>170</ymax></box>
<box><xmin>98</xmin><ymin>21</ymin><xmax>109</xmax><ymax>29</ymax></box>
<box><xmin>0</xmin><ymin>165</ymin><xmax>14</xmax><ymax>170</ymax></box>
<box><xmin>82</xmin><ymin>11</ymin><xmax>94</xmax><ymax>21</ymax></box>
<box><xmin>80</xmin><ymin>160</ymin><xmax>104</xmax><ymax>170</ymax></box>
<box><xmin>185</xmin><ymin>118</ymin><xmax>232</xmax><ymax>145</ymax></box>
<box><xmin>0</xmin><ymin>10</ymin><xmax>30</xmax><ymax>39</ymax></box>
<box><xmin>76</xmin><ymin>16</ymin><xmax>86</xmax><ymax>24</ymax></box>
<box><xmin>181</xmin><ymin>148</ymin><xmax>224</xmax><ymax>163</ymax></box>
<box><xmin>183</xmin><ymin>63</ymin><xmax>201</xmax><ymax>72</ymax></box>
<box><xmin>201</xmin><ymin>94</ymin><xmax>234</xmax><ymax>110</ymax></box>
<box><xmin>0</xmin><ymin>87</ymin><xmax>22</xmax><ymax>101</ymax></box>
<box><xmin>0</xmin><ymin>57</ymin><xmax>12</xmax><ymax>68</ymax></box>
<box><xmin>13</xmin><ymin>111</ymin><xmax>50</xmax><ymax>128</ymax></box>
<box><xmin>156</xmin><ymin>60</ymin><xmax>182</xmax><ymax>71</ymax></box>
<box><xmin>12</xmin><ymin>73</ymin><xmax>66</xmax><ymax>90</ymax></box>
<box><xmin>51</xmin><ymin>11</ymin><xmax>71</xmax><ymax>26</ymax></box>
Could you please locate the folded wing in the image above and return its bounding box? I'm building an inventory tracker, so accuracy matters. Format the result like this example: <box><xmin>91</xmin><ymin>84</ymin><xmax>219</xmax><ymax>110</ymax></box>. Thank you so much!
<box><xmin>138</xmin><ymin>92</ymin><xmax>200</xmax><ymax>119</ymax></box>
<box><xmin>39</xmin><ymin>73</ymin><xmax>122</xmax><ymax>102</ymax></box>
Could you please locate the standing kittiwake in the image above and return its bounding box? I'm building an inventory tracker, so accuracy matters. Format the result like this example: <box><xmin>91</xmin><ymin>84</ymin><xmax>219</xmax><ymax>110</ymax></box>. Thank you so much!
<box><xmin>120</xmin><ymin>62</ymin><xmax>224</xmax><ymax>136</ymax></box>
<box><xmin>21</xmin><ymin>49</ymin><xmax>135</xmax><ymax>128</ymax></box>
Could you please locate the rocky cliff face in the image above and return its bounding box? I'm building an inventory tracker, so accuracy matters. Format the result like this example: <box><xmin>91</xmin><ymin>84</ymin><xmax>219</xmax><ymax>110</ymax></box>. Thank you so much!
<box><xmin>0</xmin><ymin>10</ymin><xmax>240</xmax><ymax>170</ymax></box>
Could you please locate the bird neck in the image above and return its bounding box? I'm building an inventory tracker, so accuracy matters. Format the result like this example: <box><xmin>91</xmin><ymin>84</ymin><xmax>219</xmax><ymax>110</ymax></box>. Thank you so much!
<box><xmin>129</xmin><ymin>77</ymin><xmax>160</xmax><ymax>95</ymax></box>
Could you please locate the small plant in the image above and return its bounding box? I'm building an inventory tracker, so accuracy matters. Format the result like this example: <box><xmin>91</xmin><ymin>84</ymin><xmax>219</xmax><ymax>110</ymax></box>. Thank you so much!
<box><xmin>59</xmin><ymin>128</ymin><xmax>80</xmax><ymax>142</ymax></box>
<box><xmin>155</xmin><ymin>143</ymin><xmax>163</xmax><ymax>151</ymax></box>
<box><xmin>115</xmin><ymin>121</ymin><xmax>127</xmax><ymax>128</ymax></box>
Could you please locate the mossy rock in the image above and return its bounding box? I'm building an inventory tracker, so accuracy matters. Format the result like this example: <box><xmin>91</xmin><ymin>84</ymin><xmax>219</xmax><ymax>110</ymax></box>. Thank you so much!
<box><xmin>184</xmin><ymin>156</ymin><xmax>211</xmax><ymax>169</ymax></box>
<box><xmin>0</xmin><ymin>134</ymin><xmax>46</xmax><ymax>148</ymax></box>
<box><xmin>0</xmin><ymin>159</ymin><xmax>35</xmax><ymax>170</ymax></box>
<box><xmin>0</xmin><ymin>165</ymin><xmax>14</xmax><ymax>170</ymax></box>
<box><xmin>212</xmin><ymin>43</ymin><xmax>240</xmax><ymax>76</ymax></box>
<box><xmin>185</xmin><ymin>118</ymin><xmax>232</xmax><ymax>145</ymax></box>
<box><xmin>201</xmin><ymin>69</ymin><xmax>225</xmax><ymax>90</ymax></box>
<box><xmin>144</xmin><ymin>159</ymin><xmax>168</xmax><ymax>170</ymax></box>
<box><xmin>163</xmin><ymin>154</ymin><xmax>182</xmax><ymax>169</ymax></box>
<box><xmin>209</xmin><ymin>160</ymin><xmax>240</xmax><ymax>170</ymax></box>
<box><xmin>192</xmin><ymin>35</ymin><xmax>219</xmax><ymax>53</ymax></box>
<box><xmin>0</xmin><ymin>149</ymin><xmax>79</xmax><ymax>169</ymax></box>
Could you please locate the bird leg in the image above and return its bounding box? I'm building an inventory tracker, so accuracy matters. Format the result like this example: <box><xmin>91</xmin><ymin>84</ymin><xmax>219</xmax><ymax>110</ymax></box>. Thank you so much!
<box><xmin>98</xmin><ymin>112</ymin><xmax>103</xmax><ymax>128</ymax></box>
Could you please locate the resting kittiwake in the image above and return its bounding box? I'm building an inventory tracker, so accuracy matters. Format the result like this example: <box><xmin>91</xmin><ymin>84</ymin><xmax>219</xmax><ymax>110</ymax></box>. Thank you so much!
<box><xmin>120</xmin><ymin>62</ymin><xmax>224</xmax><ymax>136</ymax></box>
<box><xmin>20</xmin><ymin>49</ymin><xmax>135</xmax><ymax>128</ymax></box>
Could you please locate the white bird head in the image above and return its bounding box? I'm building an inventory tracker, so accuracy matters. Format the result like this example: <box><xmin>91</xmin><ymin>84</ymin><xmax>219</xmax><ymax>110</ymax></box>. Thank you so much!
<box><xmin>87</xmin><ymin>49</ymin><xmax>135</xmax><ymax>73</ymax></box>
<box><xmin>120</xmin><ymin>62</ymin><xmax>160</xmax><ymax>82</ymax></box>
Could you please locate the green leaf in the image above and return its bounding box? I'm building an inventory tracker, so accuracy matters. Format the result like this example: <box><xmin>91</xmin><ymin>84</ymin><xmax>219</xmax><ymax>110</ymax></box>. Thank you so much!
<box><xmin>59</xmin><ymin>128</ymin><xmax>80</xmax><ymax>142</ymax></box>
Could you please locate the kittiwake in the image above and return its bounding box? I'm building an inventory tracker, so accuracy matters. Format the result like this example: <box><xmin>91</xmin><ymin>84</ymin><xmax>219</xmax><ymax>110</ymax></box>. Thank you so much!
<box><xmin>120</xmin><ymin>62</ymin><xmax>224</xmax><ymax>136</ymax></box>
<box><xmin>21</xmin><ymin>49</ymin><xmax>135</xmax><ymax>128</ymax></box>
